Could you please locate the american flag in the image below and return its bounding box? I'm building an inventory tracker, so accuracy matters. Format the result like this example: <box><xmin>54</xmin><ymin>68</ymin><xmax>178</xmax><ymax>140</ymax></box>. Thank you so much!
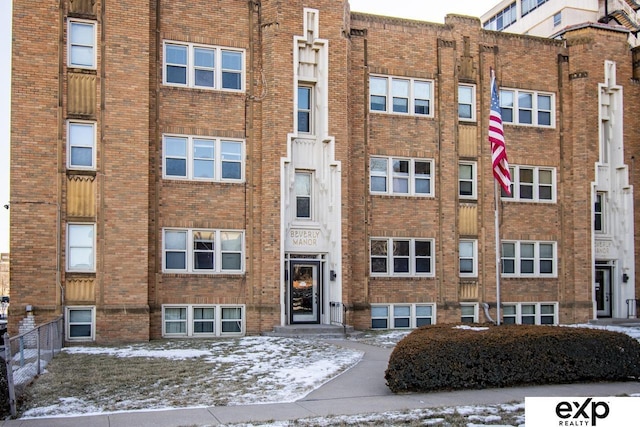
<box><xmin>488</xmin><ymin>69</ymin><xmax>511</xmax><ymax>195</ymax></box>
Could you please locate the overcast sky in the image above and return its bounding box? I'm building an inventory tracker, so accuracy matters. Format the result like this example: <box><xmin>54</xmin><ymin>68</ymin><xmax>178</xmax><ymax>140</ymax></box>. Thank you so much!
<box><xmin>0</xmin><ymin>0</ymin><xmax>497</xmax><ymax>253</ymax></box>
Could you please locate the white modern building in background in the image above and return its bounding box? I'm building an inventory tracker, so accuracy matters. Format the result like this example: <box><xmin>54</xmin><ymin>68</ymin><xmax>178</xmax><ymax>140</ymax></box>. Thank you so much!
<box><xmin>481</xmin><ymin>0</ymin><xmax>640</xmax><ymax>46</ymax></box>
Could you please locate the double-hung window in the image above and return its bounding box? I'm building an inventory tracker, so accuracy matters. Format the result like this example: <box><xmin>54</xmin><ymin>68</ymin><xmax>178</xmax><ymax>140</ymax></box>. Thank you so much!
<box><xmin>500</xmin><ymin>89</ymin><xmax>554</xmax><ymax>127</ymax></box>
<box><xmin>501</xmin><ymin>165</ymin><xmax>555</xmax><ymax>202</ymax></box>
<box><xmin>458</xmin><ymin>162</ymin><xmax>477</xmax><ymax>199</ymax></box>
<box><xmin>297</xmin><ymin>86</ymin><xmax>312</xmax><ymax>133</ymax></box>
<box><xmin>370</xmin><ymin>238</ymin><xmax>434</xmax><ymax>276</ymax></box>
<box><xmin>501</xmin><ymin>241</ymin><xmax>556</xmax><ymax>277</ymax></box>
<box><xmin>67</xmin><ymin>121</ymin><xmax>96</xmax><ymax>170</ymax></box>
<box><xmin>502</xmin><ymin>302</ymin><xmax>557</xmax><ymax>325</ymax></box>
<box><xmin>163</xmin><ymin>135</ymin><xmax>244</xmax><ymax>182</ymax></box>
<box><xmin>369</xmin><ymin>75</ymin><xmax>433</xmax><ymax>116</ymax></box>
<box><xmin>68</xmin><ymin>20</ymin><xmax>96</xmax><ymax>69</ymax></box>
<box><xmin>370</xmin><ymin>156</ymin><xmax>433</xmax><ymax>196</ymax></box>
<box><xmin>67</xmin><ymin>223</ymin><xmax>95</xmax><ymax>272</ymax></box>
<box><xmin>66</xmin><ymin>306</ymin><xmax>95</xmax><ymax>341</ymax></box>
<box><xmin>163</xmin><ymin>304</ymin><xmax>244</xmax><ymax>337</ymax></box>
<box><xmin>163</xmin><ymin>228</ymin><xmax>244</xmax><ymax>273</ymax></box>
<box><xmin>460</xmin><ymin>304</ymin><xmax>479</xmax><ymax>323</ymax></box>
<box><xmin>371</xmin><ymin>303</ymin><xmax>435</xmax><ymax>329</ymax></box>
<box><xmin>163</xmin><ymin>42</ymin><xmax>244</xmax><ymax>91</ymax></box>
<box><xmin>295</xmin><ymin>171</ymin><xmax>312</xmax><ymax>219</ymax></box>
<box><xmin>458</xmin><ymin>84</ymin><xmax>475</xmax><ymax>121</ymax></box>
<box><xmin>594</xmin><ymin>192</ymin><xmax>605</xmax><ymax>233</ymax></box>
<box><xmin>459</xmin><ymin>240</ymin><xmax>477</xmax><ymax>277</ymax></box>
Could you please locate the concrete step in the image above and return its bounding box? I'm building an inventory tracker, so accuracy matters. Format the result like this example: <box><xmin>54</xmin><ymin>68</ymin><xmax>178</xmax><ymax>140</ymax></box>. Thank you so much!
<box><xmin>262</xmin><ymin>324</ymin><xmax>364</xmax><ymax>339</ymax></box>
<box><xmin>588</xmin><ymin>318</ymin><xmax>640</xmax><ymax>327</ymax></box>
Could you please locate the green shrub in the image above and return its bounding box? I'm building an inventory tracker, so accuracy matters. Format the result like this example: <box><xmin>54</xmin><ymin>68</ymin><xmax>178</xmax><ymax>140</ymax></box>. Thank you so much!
<box><xmin>385</xmin><ymin>324</ymin><xmax>640</xmax><ymax>393</ymax></box>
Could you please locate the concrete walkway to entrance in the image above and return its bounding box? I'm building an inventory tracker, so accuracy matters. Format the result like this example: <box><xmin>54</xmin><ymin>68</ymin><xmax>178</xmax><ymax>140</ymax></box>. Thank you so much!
<box><xmin>3</xmin><ymin>338</ymin><xmax>640</xmax><ymax>426</ymax></box>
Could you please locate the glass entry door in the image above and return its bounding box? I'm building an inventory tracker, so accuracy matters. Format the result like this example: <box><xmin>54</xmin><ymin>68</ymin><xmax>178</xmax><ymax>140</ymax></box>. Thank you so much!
<box><xmin>595</xmin><ymin>267</ymin><xmax>612</xmax><ymax>318</ymax></box>
<box><xmin>290</xmin><ymin>261</ymin><xmax>320</xmax><ymax>323</ymax></box>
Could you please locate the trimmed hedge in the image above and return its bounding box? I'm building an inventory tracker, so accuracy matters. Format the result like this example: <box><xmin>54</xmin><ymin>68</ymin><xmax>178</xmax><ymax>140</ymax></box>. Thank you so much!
<box><xmin>385</xmin><ymin>324</ymin><xmax>640</xmax><ymax>393</ymax></box>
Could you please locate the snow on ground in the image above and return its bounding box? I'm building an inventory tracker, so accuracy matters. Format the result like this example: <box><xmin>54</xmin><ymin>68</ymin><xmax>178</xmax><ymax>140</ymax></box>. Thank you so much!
<box><xmin>18</xmin><ymin>324</ymin><xmax>640</xmax><ymax>426</ymax></box>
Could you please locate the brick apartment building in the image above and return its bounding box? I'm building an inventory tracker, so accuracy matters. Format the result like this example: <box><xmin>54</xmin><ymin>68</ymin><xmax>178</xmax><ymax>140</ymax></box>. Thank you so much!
<box><xmin>9</xmin><ymin>0</ymin><xmax>638</xmax><ymax>343</ymax></box>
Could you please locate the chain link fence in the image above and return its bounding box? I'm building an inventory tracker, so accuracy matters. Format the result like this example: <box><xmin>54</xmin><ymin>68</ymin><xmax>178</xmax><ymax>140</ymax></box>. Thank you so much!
<box><xmin>2</xmin><ymin>316</ymin><xmax>64</xmax><ymax>417</ymax></box>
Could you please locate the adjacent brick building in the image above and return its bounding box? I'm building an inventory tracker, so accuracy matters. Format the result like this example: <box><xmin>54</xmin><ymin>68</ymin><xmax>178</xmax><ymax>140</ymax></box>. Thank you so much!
<box><xmin>10</xmin><ymin>0</ymin><xmax>638</xmax><ymax>343</ymax></box>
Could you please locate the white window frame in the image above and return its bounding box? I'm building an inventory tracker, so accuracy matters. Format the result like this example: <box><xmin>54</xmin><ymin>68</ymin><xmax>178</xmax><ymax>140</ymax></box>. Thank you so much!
<box><xmin>458</xmin><ymin>84</ymin><xmax>476</xmax><ymax>122</ymax></box>
<box><xmin>163</xmin><ymin>41</ymin><xmax>245</xmax><ymax>91</ymax></box>
<box><xmin>67</xmin><ymin>121</ymin><xmax>96</xmax><ymax>170</ymax></box>
<box><xmin>369</xmin><ymin>75</ymin><xmax>434</xmax><ymax>117</ymax></box>
<box><xmin>501</xmin><ymin>240</ymin><xmax>557</xmax><ymax>277</ymax></box>
<box><xmin>66</xmin><ymin>223</ymin><xmax>96</xmax><ymax>272</ymax></box>
<box><xmin>459</xmin><ymin>240</ymin><xmax>478</xmax><ymax>277</ymax></box>
<box><xmin>594</xmin><ymin>192</ymin><xmax>605</xmax><ymax>233</ymax></box>
<box><xmin>162</xmin><ymin>228</ymin><xmax>245</xmax><ymax>274</ymax></box>
<box><xmin>295</xmin><ymin>171</ymin><xmax>313</xmax><ymax>220</ymax></box>
<box><xmin>68</xmin><ymin>19</ymin><xmax>96</xmax><ymax>69</ymax></box>
<box><xmin>66</xmin><ymin>306</ymin><xmax>96</xmax><ymax>342</ymax></box>
<box><xmin>499</xmin><ymin>88</ymin><xmax>555</xmax><ymax>127</ymax></box>
<box><xmin>369</xmin><ymin>156</ymin><xmax>434</xmax><ymax>197</ymax></box>
<box><xmin>370</xmin><ymin>303</ymin><xmax>436</xmax><ymax>329</ymax></box>
<box><xmin>502</xmin><ymin>302</ymin><xmax>558</xmax><ymax>325</ymax></box>
<box><xmin>370</xmin><ymin>238</ymin><xmax>435</xmax><ymax>277</ymax></box>
<box><xmin>458</xmin><ymin>161</ymin><xmax>477</xmax><ymax>200</ymax></box>
<box><xmin>460</xmin><ymin>303</ymin><xmax>479</xmax><ymax>323</ymax></box>
<box><xmin>553</xmin><ymin>11</ymin><xmax>561</xmax><ymax>27</ymax></box>
<box><xmin>162</xmin><ymin>304</ymin><xmax>245</xmax><ymax>337</ymax></box>
<box><xmin>162</xmin><ymin>134</ymin><xmax>244</xmax><ymax>182</ymax></box>
<box><xmin>501</xmin><ymin>165</ymin><xmax>556</xmax><ymax>202</ymax></box>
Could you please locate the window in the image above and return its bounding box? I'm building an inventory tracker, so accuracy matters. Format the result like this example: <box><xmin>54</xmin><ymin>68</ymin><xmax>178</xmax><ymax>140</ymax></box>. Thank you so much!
<box><xmin>502</xmin><ymin>302</ymin><xmax>557</xmax><ymax>325</ymax></box>
<box><xmin>369</xmin><ymin>75</ymin><xmax>433</xmax><ymax>116</ymax></box>
<box><xmin>500</xmin><ymin>89</ymin><xmax>554</xmax><ymax>127</ymax></box>
<box><xmin>553</xmin><ymin>11</ymin><xmax>561</xmax><ymax>27</ymax></box>
<box><xmin>461</xmin><ymin>304</ymin><xmax>478</xmax><ymax>323</ymax></box>
<box><xmin>458</xmin><ymin>85</ymin><xmax>475</xmax><ymax>121</ymax></box>
<box><xmin>371</xmin><ymin>305</ymin><xmax>389</xmax><ymax>329</ymax></box>
<box><xmin>67</xmin><ymin>223</ymin><xmax>95</xmax><ymax>272</ymax></box>
<box><xmin>594</xmin><ymin>192</ymin><xmax>605</xmax><ymax>233</ymax></box>
<box><xmin>163</xmin><ymin>229</ymin><xmax>244</xmax><ymax>273</ymax></box>
<box><xmin>501</xmin><ymin>166</ymin><xmax>555</xmax><ymax>202</ymax></box>
<box><xmin>67</xmin><ymin>121</ymin><xmax>95</xmax><ymax>170</ymax></box>
<box><xmin>370</xmin><ymin>157</ymin><xmax>434</xmax><ymax>197</ymax></box>
<box><xmin>68</xmin><ymin>20</ymin><xmax>96</xmax><ymax>69</ymax></box>
<box><xmin>458</xmin><ymin>162</ymin><xmax>477</xmax><ymax>199</ymax></box>
<box><xmin>483</xmin><ymin>2</ymin><xmax>517</xmax><ymax>31</ymax></box>
<box><xmin>66</xmin><ymin>306</ymin><xmax>95</xmax><ymax>341</ymax></box>
<box><xmin>163</xmin><ymin>135</ymin><xmax>244</xmax><ymax>182</ymax></box>
<box><xmin>371</xmin><ymin>304</ymin><xmax>435</xmax><ymax>329</ymax></box>
<box><xmin>501</xmin><ymin>241</ymin><xmax>556</xmax><ymax>277</ymax></box>
<box><xmin>393</xmin><ymin>305</ymin><xmax>411</xmax><ymax>328</ymax></box>
<box><xmin>459</xmin><ymin>240</ymin><xmax>477</xmax><ymax>277</ymax></box>
<box><xmin>522</xmin><ymin>0</ymin><xmax>549</xmax><ymax>17</ymax></box>
<box><xmin>297</xmin><ymin>86</ymin><xmax>312</xmax><ymax>133</ymax></box>
<box><xmin>162</xmin><ymin>305</ymin><xmax>244</xmax><ymax>337</ymax></box>
<box><xmin>370</xmin><ymin>238</ymin><xmax>434</xmax><ymax>276</ymax></box>
<box><xmin>163</xmin><ymin>42</ymin><xmax>244</xmax><ymax>91</ymax></box>
<box><xmin>295</xmin><ymin>171</ymin><xmax>312</xmax><ymax>219</ymax></box>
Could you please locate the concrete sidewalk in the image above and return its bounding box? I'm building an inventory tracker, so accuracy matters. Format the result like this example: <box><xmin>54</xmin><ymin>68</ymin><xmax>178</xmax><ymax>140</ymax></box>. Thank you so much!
<box><xmin>2</xmin><ymin>339</ymin><xmax>640</xmax><ymax>426</ymax></box>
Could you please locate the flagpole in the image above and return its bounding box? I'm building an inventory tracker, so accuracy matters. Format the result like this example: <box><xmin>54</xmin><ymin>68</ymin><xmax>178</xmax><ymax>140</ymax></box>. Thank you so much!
<box><xmin>489</xmin><ymin>67</ymin><xmax>509</xmax><ymax>326</ymax></box>
<box><xmin>494</xmin><ymin>180</ymin><xmax>502</xmax><ymax>326</ymax></box>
